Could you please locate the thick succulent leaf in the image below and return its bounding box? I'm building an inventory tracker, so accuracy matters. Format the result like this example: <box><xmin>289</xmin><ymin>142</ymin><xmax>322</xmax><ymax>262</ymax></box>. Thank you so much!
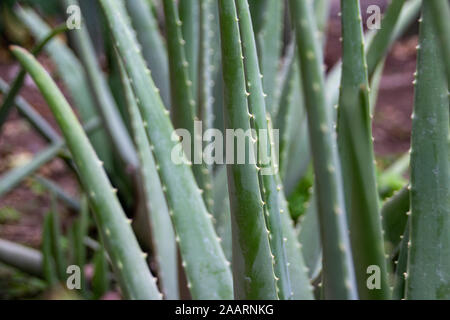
<box><xmin>406</xmin><ymin>3</ymin><xmax>450</xmax><ymax>299</ymax></box>
<box><xmin>12</xmin><ymin>46</ymin><xmax>162</xmax><ymax>300</ymax></box>
<box><xmin>337</xmin><ymin>0</ymin><xmax>390</xmax><ymax>299</ymax></box>
<box><xmin>218</xmin><ymin>0</ymin><xmax>277</xmax><ymax>300</ymax></box>
<box><xmin>289</xmin><ymin>0</ymin><xmax>357</xmax><ymax>300</ymax></box>
<box><xmin>100</xmin><ymin>0</ymin><xmax>233</xmax><ymax>300</ymax></box>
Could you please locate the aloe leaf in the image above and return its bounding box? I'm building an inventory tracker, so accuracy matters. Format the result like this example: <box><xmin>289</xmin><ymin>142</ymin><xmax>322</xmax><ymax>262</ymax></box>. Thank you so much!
<box><xmin>273</xmin><ymin>40</ymin><xmax>296</xmax><ymax>123</ymax></box>
<box><xmin>314</xmin><ymin>0</ymin><xmax>331</xmax><ymax>45</ymax></box>
<box><xmin>11</xmin><ymin>46</ymin><xmax>161</xmax><ymax>300</ymax></box>
<box><xmin>381</xmin><ymin>186</ymin><xmax>410</xmax><ymax>256</ymax></box>
<box><xmin>198</xmin><ymin>0</ymin><xmax>217</xmax><ymax>133</ymax></box>
<box><xmin>258</xmin><ymin>0</ymin><xmax>284</xmax><ymax>115</ymax></box>
<box><xmin>70</xmin><ymin>195</ymin><xmax>89</xmax><ymax>296</ymax></box>
<box><xmin>289</xmin><ymin>0</ymin><xmax>357</xmax><ymax>300</ymax></box>
<box><xmin>179</xmin><ymin>0</ymin><xmax>200</xmax><ymax>101</ymax></box>
<box><xmin>273</xmin><ymin>43</ymin><xmax>311</xmax><ymax>194</ymax></box>
<box><xmin>279</xmin><ymin>198</ymin><xmax>314</xmax><ymax>299</ymax></box>
<box><xmin>15</xmin><ymin>5</ymin><xmax>113</xmax><ymax>171</ymax></box>
<box><xmin>218</xmin><ymin>0</ymin><xmax>276</xmax><ymax>299</ymax></box>
<box><xmin>125</xmin><ymin>0</ymin><xmax>170</xmax><ymax>108</ymax></box>
<box><xmin>236</xmin><ymin>0</ymin><xmax>292</xmax><ymax>299</ymax></box>
<box><xmin>406</xmin><ymin>3</ymin><xmax>450</xmax><ymax>300</ymax></box>
<box><xmin>278</xmin><ymin>188</ymin><xmax>314</xmax><ymax>300</ymax></box>
<box><xmin>247</xmin><ymin>0</ymin><xmax>268</xmax><ymax>35</ymax></box>
<box><xmin>368</xmin><ymin>59</ymin><xmax>385</xmax><ymax>113</ymax></box>
<box><xmin>297</xmin><ymin>192</ymin><xmax>322</xmax><ymax>281</ymax></box>
<box><xmin>326</xmin><ymin>0</ymin><xmax>422</xmax><ymax>111</ymax></box>
<box><xmin>162</xmin><ymin>0</ymin><xmax>195</xmax><ymax>130</ymax></box>
<box><xmin>212</xmin><ymin>166</ymin><xmax>232</xmax><ymax>262</ymax></box>
<box><xmin>119</xmin><ymin>58</ymin><xmax>178</xmax><ymax>300</ymax></box>
<box><xmin>92</xmin><ymin>246</ymin><xmax>110</xmax><ymax>300</ymax></box>
<box><xmin>424</xmin><ymin>0</ymin><xmax>450</xmax><ymax>86</ymax></box>
<box><xmin>197</xmin><ymin>0</ymin><xmax>216</xmax><ymax>211</ymax></box>
<box><xmin>99</xmin><ymin>0</ymin><xmax>232</xmax><ymax>300</ymax></box>
<box><xmin>0</xmin><ymin>239</ymin><xmax>43</xmax><ymax>278</ymax></box>
<box><xmin>279</xmin><ymin>63</ymin><xmax>311</xmax><ymax>194</ymax></box>
<box><xmin>63</xmin><ymin>0</ymin><xmax>138</xmax><ymax>172</ymax></box>
<box><xmin>365</xmin><ymin>0</ymin><xmax>406</xmax><ymax>77</ymax></box>
<box><xmin>162</xmin><ymin>0</ymin><xmax>213</xmax><ymax>209</ymax></box>
<box><xmin>210</xmin><ymin>0</ymin><xmax>226</xmax><ymax>141</ymax></box>
<box><xmin>42</xmin><ymin>213</ymin><xmax>58</xmax><ymax>286</ymax></box>
<box><xmin>0</xmin><ymin>77</ymin><xmax>61</xmax><ymax>144</ymax></box>
<box><xmin>337</xmin><ymin>0</ymin><xmax>390</xmax><ymax>299</ymax></box>
<box><xmin>49</xmin><ymin>194</ymin><xmax>67</xmax><ymax>281</ymax></box>
<box><xmin>274</xmin><ymin>46</ymin><xmax>298</xmax><ymax>176</ymax></box>
<box><xmin>0</xmin><ymin>23</ymin><xmax>67</xmax><ymax>132</ymax></box>
<box><xmin>393</xmin><ymin>220</ymin><xmax>410</xmax><ymax>300</ymax></box>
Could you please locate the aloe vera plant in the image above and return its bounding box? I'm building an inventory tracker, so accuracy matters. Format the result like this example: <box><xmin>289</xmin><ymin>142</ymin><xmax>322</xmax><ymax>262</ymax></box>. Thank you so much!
<box><xmin>0</xmin><ymin>23</ymin><xmax>67</xmax><ymax>132</ymax></box>
<box><xmin>0</xmin><ymin>0</ymin><xmax>448</xmax><ymax>302</ymax></box>
<box><xmin>406</xmin><ymin>2</ymin><xmax>450</xmax><ymax>299</ymax></box>
<box><xmin>218</xmin><ymin>0</ymin><xmax>276</xmax><ymax>299</ymax></box>
<box><xmin>119</xmin><ymin>58</ymin><xmax>178</xmax><ymax>299</ymax></box>
<box><xmin>289</xmin><ymin>0</ymin><xmax>357</xmax><ymax>300</ymax></box>
<box><xmin>428</xmin><ymin>0</ymin><xmax>450</xmax><ymax>85</ymax></box>
<box><xmin>11</xmin><ymin>46</ymin><xmax>161</xmax><ymax>300</ymax></box>
<box><xmin>100</xmin><ymin>0</ymin><xmax>232</xmax><ymax>300</ymax></box>
<box><xmin>162</xmin><ymin>0</ymin><xmax>213</xmax><ymax>211</ymax></box>
<box><xmin>337</xmin><ymin>0</ymin><xmax>389</xmax><ymax>299</ymax></box>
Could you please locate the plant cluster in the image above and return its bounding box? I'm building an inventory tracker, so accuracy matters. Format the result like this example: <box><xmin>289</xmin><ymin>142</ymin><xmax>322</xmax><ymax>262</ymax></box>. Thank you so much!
<box><xmin>0</xmin><ymin>0</ymin><xmax>448</xmax><ymax>300</ymax></box>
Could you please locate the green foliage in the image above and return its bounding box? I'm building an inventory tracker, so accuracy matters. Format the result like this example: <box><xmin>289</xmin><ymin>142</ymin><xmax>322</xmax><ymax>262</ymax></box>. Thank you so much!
<box><xmin>100</xmin><ymin>0</ymin><xmax>232</xmax><ymax>300</ymax></box>
<box><xmin>406</xmin><ymin>2</ymin><xmax>450</xmax><ymax>299</ymax></box>
<box><xmin>290</xmin><ymin>0</ymin><xmax>357</xmax><ymax>300</ymax></box>
<box><xmin>0</xmin><ymin>0</ymin><xmax>447</xmax><ymax>302</ymax></box>
<box><xmin>337</xmin><ymin>0</ymin><xmax>389</xmax><ymax>299</ymax></box>
<box><xmin>12</xmin><ymin>46</ymin><xmax>161</xmax><ymax>300</ymax></box>
<box><xmin>218</xmin><ymin>0</ymin><xmax>276</xmax><ymax>299</ymax></box>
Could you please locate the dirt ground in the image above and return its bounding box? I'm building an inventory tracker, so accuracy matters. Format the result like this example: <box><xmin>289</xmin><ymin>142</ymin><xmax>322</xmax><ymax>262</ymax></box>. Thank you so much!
<box><xmin>0</xmin><ymin>3</ymin><xmax>418</xmax><ymax>248</ymax></box>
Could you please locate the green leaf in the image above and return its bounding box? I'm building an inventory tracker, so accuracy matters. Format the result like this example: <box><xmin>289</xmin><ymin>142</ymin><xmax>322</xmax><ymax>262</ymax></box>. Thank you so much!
<box><xmin>125</xmin><ymin>0</ymin><xmax>171</xmax><ymax>107</ymax></box>
<box><xmin>119</xmin><ymin>58</ymin><xmax>179</xmax><ymax>300</ymax></box>
<box><xmin>218</xmin><ymin>0</ymin><xmax>277</xmax><ymax>299</ymax></box>
<box><xmin>406</xmin><ymin>3</ymin><xmax>450</xmax><ymax>299</ymax></box>
<box><xmin>92</xmin><ymin>247</ymin><xmax>109</xmax><ymax>300</ymax></box>
<box><xmin>289</xmin><ymin>0</ymin><xmax>357</xmax><ymax>300</ymax></box>
<box><xmin>0</xmin><ymin>24</ymin><xmax>67</xmax><ymax>132</ymax></box>
<box><xmin>99</xmin><ymin>0</ymin><xmax>232</xmax><ymax>300</ymax></box>
<box><xmin>337</xmin><ymin>0</ymin><xmax>390</xmax><ymax>299</ymax></box>
<box><xmin>63</xmin><ymin>0</ymin><xmax>138</xmax><ymax>172</ymax></box>
<box><xmin>0</xmin><ymin>239</ymin><xmax>43</xmax><ymax>278</ymax></box>
<box><xmin>15</xmin><ymin>5</ymin><xmax>113</xmax><ymax>171</ymax></box>
<box><xmin>11</xmin><ymin>46</ymin><xmax>161</xmax><ymax>300</ymax></box>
